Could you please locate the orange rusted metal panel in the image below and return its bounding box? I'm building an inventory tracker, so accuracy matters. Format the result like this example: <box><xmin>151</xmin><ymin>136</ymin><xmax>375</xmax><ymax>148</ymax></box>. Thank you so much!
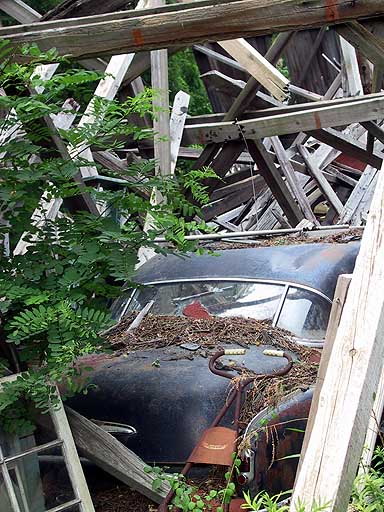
<box><xmin>229</xmin><ymin>499</ymin><xmax>246</xmax><ymax>512</ymax></box>
<box><xmin>187</xmin><ymin>426</ymin><xmax>236</xmax><ymax>466</ymax></box>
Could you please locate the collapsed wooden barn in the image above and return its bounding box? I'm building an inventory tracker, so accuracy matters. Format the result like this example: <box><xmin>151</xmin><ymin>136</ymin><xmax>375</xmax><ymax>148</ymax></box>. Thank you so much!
<box><xmin>1</xmin><ymin>0</ymin><xmax>384</xmax><ymax>511</ymax></box>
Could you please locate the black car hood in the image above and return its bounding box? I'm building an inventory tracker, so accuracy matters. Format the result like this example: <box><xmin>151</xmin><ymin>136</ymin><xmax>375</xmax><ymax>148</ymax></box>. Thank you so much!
<box><xmin>68</xmin><ymin>344</ymin><xmax>295</xmax><ymax>465</ymax></box>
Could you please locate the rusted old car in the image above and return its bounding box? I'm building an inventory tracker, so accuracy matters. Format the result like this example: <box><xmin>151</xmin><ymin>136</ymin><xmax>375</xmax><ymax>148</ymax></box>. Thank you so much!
<box><xmin>69</xmin><ymin>241</ymin><xmax>360</xmax><ymax>498</ymax></box>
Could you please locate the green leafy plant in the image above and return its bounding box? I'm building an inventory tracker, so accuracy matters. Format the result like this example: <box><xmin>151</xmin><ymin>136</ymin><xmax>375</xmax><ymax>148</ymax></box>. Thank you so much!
<box><xmin>351</xmin><ymin>447</ymin><xmax>384</xmax><ymax>512</ymax></box>
<box><xmin>0</xmin><ymin>42</ymin><xmax>215</xmax><ymax>433</ymax></box>
<box><xmin>144</xmin><ymin>454</ymin><xmax>242</xmax><ymax>511</ymax></box>
<box><xmin>241</xmin><ymin>490</ymin><xmax>290</xmax><ymax>511</ymax></box>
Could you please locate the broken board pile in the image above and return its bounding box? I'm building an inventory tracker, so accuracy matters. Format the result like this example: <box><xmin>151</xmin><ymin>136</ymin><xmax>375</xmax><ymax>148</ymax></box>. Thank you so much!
<box><xmin>1</xmin><ymin>0</ymin><xmax>384</xmax><ymax>250</ymax></box>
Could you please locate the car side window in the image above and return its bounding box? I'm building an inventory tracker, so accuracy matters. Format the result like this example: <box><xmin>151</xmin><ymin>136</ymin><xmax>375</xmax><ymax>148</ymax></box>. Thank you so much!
<box><xmin>276</xmin><ymin>287</ymin><xmax>331</xmax><ymax>340</ymax></box>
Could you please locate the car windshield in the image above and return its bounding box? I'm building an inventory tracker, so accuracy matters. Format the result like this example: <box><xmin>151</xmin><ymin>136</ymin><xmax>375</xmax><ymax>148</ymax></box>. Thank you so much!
<box><xmin>127</xmin><ymin>281</ymin><xmax>284</xmax><ymax>321</ymax></box>
<box><xmin>120</xmin><ymin>281</ymin><xmax>331</xmax><ymax>340</ymax></box>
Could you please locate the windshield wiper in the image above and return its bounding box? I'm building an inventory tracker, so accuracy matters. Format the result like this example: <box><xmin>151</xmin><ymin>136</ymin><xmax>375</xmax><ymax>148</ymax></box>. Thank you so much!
<box><xmin>172</xmin><ymin>286</ymin><xmax>234</xmax><ymax>302</ymax></box>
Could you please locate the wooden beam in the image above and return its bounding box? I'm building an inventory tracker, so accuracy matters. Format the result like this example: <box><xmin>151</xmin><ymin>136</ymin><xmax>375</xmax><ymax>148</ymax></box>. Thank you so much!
<box><xmin>336</xmin><ymin>21</ymin><xmax>384</xmax><ymax>69</ymax></box>
<box><xmin>42</xmin><ymin>0</ymin><xmax>137</xmax><ymax>20</ymax></box>
<box><xmin>0</xmin><ymin>0</ymin><xmax>106</xmax><ymax>74</ymax></box>
<box><xmin>51</xmin><ymin>399</ymin><xmax>96</xmax><ymax>512</ymax></box>
<box><xmin>2</xmin><ymin>0</ymin><xmax>384</xmax><ymax>60</ymax></box>
<box><xmin>139</xmin><ymin>0</ymin><xmax>170</xmax><ymax>265</ymax></box>
<box><xmin>194</xmin><ymin>44</ymin><xmax>246</xmax><ymax>73</ymax></box>
<box><xmin>71</xmin><ymin>53</ymin><xmax>135</xmax><ymax>178</ymax></box>
<box><xmin>0</xmin><ymin>0</ymin><xmax>40</xmax><ymax>23</ymax></box>
<box><xmin>339</xmin><ymin>35</ymin><xmax>363</xmax><ymax>96</ymax></box>
<box><xmin>361</xmin><ymin>120</ymin><xmax>384</xmax><ymax>145</ymax></box>
<box><xmin>292</xmin><ymin>160</ymin><xmax>384</xmax><ymax>511</ymax></box>
<box><xmin>151</xmin><ymin>46</ymin><xmax>170</xmax><ymax>179</ymax></box>
<box><xmin>338</xmin><ymin>164</ymin><xmax>379</xmax><ymax>225</ymax></box>
<box><xmin>297</xmin><ymin>274</ymin><xmax>352</xmax><ymax>476</ymax></box>
<box><xmin>307</xmin><ymin>127</ymin><xmax>383</xmax><ymax>168</ymax></box>
<box><xmin>218</xmin><ymin>38</ymin><xmax>289</xmax><ymax>101</ymax></box>
<box><xmin>298</xmin><ymin>145</ymin><xmax>344</xmax><ymax>215</ymax></box>
<box><xmin>189</xmin><ymin>32</ymin><xmax>293</xmax><ymax>174</ymax></box>
<box><xmin>248</xmin><ymin>139</ymin><xmax>304</xmax><ymax>226</ymax></box>
<box><xmin>65</xmin><ymin>407</ymin><xmax>170</xmax><ymax>503</ymax></box>
<box><xmin>270</xmin><ymin>136</ymin><xmax>318</xmax><ymax>224</ymax></box>
<box><xmin>201</xmin><ymin>179</ymin><xmax>264</xmax><ymax>221</ymax></box>
<box><xmin>183</xmin><ymin>93</ymin><xmax>384</xmax><ymax>145</ymax></box>
<box><xmin>170</xmin><ymin>90</ymin><xmax>190</xmax><ymax>173</ymax></box>
<box><xmin>211</xmin><ymin>174</ymin><xmax>263</xmax><ymax>201</ymax></box>
<box><xmin>225</xmin><ymin>31</ymin><xmax>294</xmax><ymax>120</ymax></box>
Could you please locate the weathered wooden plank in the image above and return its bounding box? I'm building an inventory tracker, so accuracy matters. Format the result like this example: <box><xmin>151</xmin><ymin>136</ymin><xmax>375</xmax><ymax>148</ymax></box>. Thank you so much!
<box><xmin>225</xmin><ymin>31</ymin><xmax>294</xmax><ymax>120</ymax></box>
<box><xmin>339</xmin><ymin>35</ymin><xmax>363</xmax><ymax>96</ymax></box>
<box><xmin>139</xmin><ymin>0</ymin><xmax>169</xmax><ymax>264</ymax></box>
<box><xmin>201</xmin><ymin>181</ymin><xmax>263</xmax><ymax>221</ymax></box>
<box><xmin>326</xmin><ymin>165</ymin><xmax>358</xmax><ymax>188</ymax></box>
<box><xmin>72</xmin><ymin>52</ymin><xmax>135</xmax><ymax>178</ymax></box>
<box><xmin>42</xmin><ymin>0</ymin><xmax>136</xmax><ymax>20</ymax></box>
<box><xmin>151</xmin><ymin>47</ymin><xmax>170</xmax><ymax>178</ymax></box>
<box><xmin>307</xmin><ymin>127</ymin><xmax>383</xmax><ymax>168</ymax></box>
<box><xmin>189</xmin><ymin>32</ymin><xmax>293</xmax><ymax>173</ymax></box>
<box><xmin>194</xmin><ymin>44</ymin><xmax>246</xmax><ymax>73</ymax></box>
<box><xmin>337</xmin><ymin>165</ymin><xmax>378</xmax><ymax>224</ymax></box>
<box><xmin>51</xmin><ymin>400</ymin><xmax>96</xmax><ymax>512</ymax></box>
<box><xmin>170</xmin><ymin>90</ymin><xmax>190</xmax><ymax>173</ymax></box>
<box><xmin>270</xmin><ymin>136</ymin><xmax>318</xmax><ymax>224</ymax></box>
<box><xmin>298</xmin><ymin>145</ymin><xmax>344</xmax><ymax>215</ymax></box>
<box><xmin>248</xmin><ymin>139</ymin><xmax>304</xmax><ymax>226</ymax></box>
<box><xmin>211</xmin><ymin>175</ymin><xmax>263</xmax><ymax>201</ymax></box>
<box><xmin>337</xmin><ymin>21</ymin><xmax>384</xmax><ymax>69</ymax></box>
<box><xmin>291</xmin><ymin>160</ymin><xmax>384</xmax><ymax>511</ymax></box>
<box><xmin>183</xmin><ymin>93</ymin><xmax>384</xmax><ymax>145</ymax></box>
<box><xmin>296</xmin><ymin>274</ymin><xmax>352</xmax><ymax>476</ymax></box>
<box><xmin>218</xmin><ymin>38</ymin><xmax>289</xmax><ymax>101</ymax></box>
<box><xmin>65</xmin><ymin>407</ymin><xmax>170</xmax><ymax>504</ymax></box>
<box><xmin>0</xmin><ymin>0</ymin><xmax>106</xmax><ymax>73</ymax></box>
<box><xmin>2</xmin><ymin>0</ymin><xmax>384</xmax><ymax>60</ymax></box>
<box><xmin>361</xmin><ymin>120</ymin><xmax>384</xmax><ymax>145</ymax></box>
<box><xmin>0</xmin><ymin>0</ymin><xmax>40</xmax><ymax>24</ymax></box>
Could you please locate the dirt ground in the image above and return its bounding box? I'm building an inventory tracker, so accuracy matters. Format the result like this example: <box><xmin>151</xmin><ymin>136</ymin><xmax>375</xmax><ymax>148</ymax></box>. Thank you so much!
<box><xmin>92</xmin><ymin>483</ymin><xmax>155</xmax><ymax>512</ymax></box>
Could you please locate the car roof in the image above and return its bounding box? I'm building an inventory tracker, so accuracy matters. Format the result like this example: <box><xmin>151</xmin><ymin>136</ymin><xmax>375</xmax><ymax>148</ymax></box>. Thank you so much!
<box><xmin>134</xmin><ymin>242</ymin><xmax>360</xmax><ymax>300</ymax></box>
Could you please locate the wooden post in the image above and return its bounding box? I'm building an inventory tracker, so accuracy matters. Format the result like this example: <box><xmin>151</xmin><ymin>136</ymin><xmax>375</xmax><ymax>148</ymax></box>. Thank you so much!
<box><xmin>151</xmin><ymin>0</ymin><xmax>171</xmax><ymax>181</ymax></box>
<box><xmin>291</xmin><ymin>158</ymin><xmax>384</xmax><ymax>511</ymax></box>
<box><xmin>296</xmin><ymin>274</ymin><xmax>352</xmax><ymax>475</ymax></box>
